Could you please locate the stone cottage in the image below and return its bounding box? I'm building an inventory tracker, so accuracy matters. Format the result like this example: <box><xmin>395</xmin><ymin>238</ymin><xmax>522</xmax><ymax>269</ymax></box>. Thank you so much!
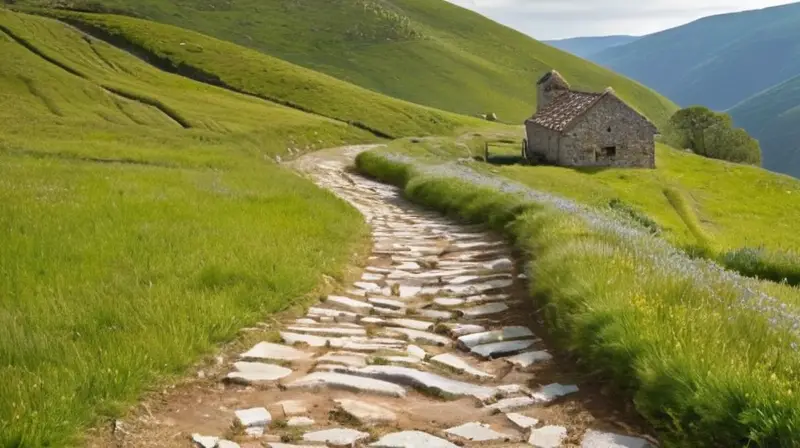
<box><xmin>524</xmin><ymin>70</ymin><xmax>658</xmax><ymax>168</ymax></box>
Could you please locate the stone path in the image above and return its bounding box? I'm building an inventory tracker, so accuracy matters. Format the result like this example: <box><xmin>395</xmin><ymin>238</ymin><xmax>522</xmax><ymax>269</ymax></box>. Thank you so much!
<box><xmin>113</xmin><ymin>146</ymin><xmax>657</xmax><ymax>448</ymax></box>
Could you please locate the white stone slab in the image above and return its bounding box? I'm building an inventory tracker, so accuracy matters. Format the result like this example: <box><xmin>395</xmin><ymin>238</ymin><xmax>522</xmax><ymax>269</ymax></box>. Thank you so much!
<box><xmin>505</xmin><ymin>350</ymin><xmax>553</xmax><ymax>368</ymax></box>
<box><xmin>369</xmin><ymin>297</ymin><xmax>406</xmax><ymax>310</ymax></box>
<box><xmin>192</xmin><ymin>434</ymin><xmax>218</xmax><ymax>448</ymax></box>
<box><xmin>235</xmin><ymin>407</ymin><xmax>271</xmax><ymax>427</ymax></box>
<box><xmin>326</xmin><ymin>295</ymin><xmax>374</xmax><ymax>313</ymax></box>
<box><xmin>354</xmin><ymin>282</ymin><xmax>382</xmax><ymax>292</ymax></box>
<box><xmin>464</xmin><ymin>294</ymin><xmax>511</xmax><ymax>304</ymax></box>
<box><xmin>458</xmin><ymin>327</ymin><xmax>534</xmax><ymax>348</ymax></box>
<box><xmin>284</xmin><ymin>372</ymin><xmax>406</xmax><ymax>397</ymax></box>
<box><xmin>335</xmin><ymin>398</ymin><xmax>397</xmax><ymax>425</ymax></box>
<box><xmin>217</xmin><ymin>440</ymin><xmax>240</xmax><ymax>448</ymax></box>
<box><xmin>240</xmin><ymin>342</ymin><xmax>311</xmax><ymax>362</ymax></box>
<box><xmin>388</xmin><ymin>318</ymin><xmax>434</xmax><ymax>331</ymax></box>
<box><xmin>431</xmin><ymin>353</ymin><xmax>493</xmax><ymax>378</ymax></box>
<box><xmin>268</xmin><ymin>444</ymin><xmax>319</xmax><ymax>448</ymax></box>
<box><xmin>341</xmin><ymin>365</ymin><xmax>496</xmax><ymax>400</ymax></box>
<box><xmin>226</xmin><ymin>362</ymin><xmax>292</xmax><ymax>384</ymax></box>
<box><xmin>278</xmin><ymin>400</ymin><xmax>307</xmax><ymax>417</ymax></box>
<box><xmin>389</xmin><ymin>328</ymin><xmax>451</xmax><ymax>346</ymax></box>
<box><xmin>445</xmin><ymin>422</ymin><xmax>513</xmax><ymax>442</ymax></box>
<box><xmin>407</xmin><ymin>345</ymin><xmax>427</xmax><ymax>359</ymax></box>
<box><xmin>399</xmin><ymin>285</ymin><xmax>422</xmax><ymax>298</ymax></box>
<box><xmin>361</xmin><ymin>317</ymin><xmax>387</xmax><ymax>324</ymax></box>
<box><xmin>317</xmin><ymin>351</ymin><xmax>368</xmax><ymax>367</ymax></box>
<box><xmin>245</xmin><ymin>426</ymin><xmax>264</xmax><ymax>437</ymax></box>
<box><xmin>280</xmin><ymin>332</ymin><xmax>329</xmax><ymax>347</ymax></box>
<box><xmin>496</xmin><ymin>384</ymin><xmax>529</xmax><ymax>396</ymax></box>
<box><xmin>370</xmin><ymin>431</ymin><xmax>460</xmax><ymax>448</ymax></box>
<box><xmin>506</xmin><ymin>413</ymin><xmax>539</xmax><ymax>429</ymax></box>
<box><xmin>295</xmin><ymin>318</ymin><xmax>317</xmax><ymax>325</ymax></box>
<box><xmin>287</xmin><ymin>416</ymin><xmax>315</xmax><ymax>427</ymax></box>
<box><xmin>434</xmin><ymin>298</ymin><xmax>465</xmax><ymax>307</ymax></box>
<box><xmin>581</xmin><ymin>430</ymin><xmax>651</xmax><ymax>448</ymax></box>
<box><xmin>485</xmin><ymin>396</ymin><xmax>537</xmax><ymax>412</ymax></box>
<box><xmin>529</xmin><ymin>426</ymin><xmax>567</xmax><ymax>448</ymax></box>
<box><xmin>366</xmin><ymin>266</ymin><xmax>393</xmax><ymax>274</ymax></box>
<box><xmin>471</xmin><ymin>339</ymin><xmax>537</xmax><ymax>358</ymax></box>
<box><xmin>486</xmin><ymin>258</ymin><xmax>513</xmax><ymax>271</ymax></box>
<box><xmin>418</xmin><ymin>309</ymin><xmax>454</xmax><ymax>320</ymax></box>
<box><xmin>533</xmin><ymin>383</ymin><xmax>579</xmax><ymax>403</ymax></box>
<box><xmin>307</xmin><ymin>307</ymin><xmax>358</xmax><ymax>322</ymax></box>
<box><xmin>448</xmin><ymin>275</ymin><xmax>481</xmax><ymax>285</ymax></box>
<box><xmin>286</xmin><ymin>326</ymin><xmax>367</xmax><ymax>337</ymax></box>
<box><xmin>459</xmin><ymin>302</ymin><xmax>509</xmax><ymax>318</ymax></box>
<box><xmin>396</xmin><ymin>262</ymin><xmax>421</xmax><ymax>271</ymax></box>
<box><xmin>373</xmin><ymin>306</ymin><xmax>406</xmax><ymax>317</ymax></box>
<box><xmin>303</xmin><ymin>428</ymin><xmax>370</xmax><ymax>446</ymax></box>
<box><xmin>362</xmin><ymin>273</ymin><xmax>385</xmax><ymax>282</ymax></box>
<box><xmin>448</xmin><ymin>324</ymin><xmax>486</xmax><ymax>337</ymax></box>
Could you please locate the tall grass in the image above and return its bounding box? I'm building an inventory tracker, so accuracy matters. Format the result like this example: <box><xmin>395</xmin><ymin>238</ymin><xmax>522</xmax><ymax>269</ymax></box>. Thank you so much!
<box><xmin>356</xmin><ymin>146</ymin><xmax>800</xmax><ymax>446</ymax></box>
<box><xmin>0</xmin><ymin>9</ymin><xmax>371</xmax><ymax>446</ymax></box>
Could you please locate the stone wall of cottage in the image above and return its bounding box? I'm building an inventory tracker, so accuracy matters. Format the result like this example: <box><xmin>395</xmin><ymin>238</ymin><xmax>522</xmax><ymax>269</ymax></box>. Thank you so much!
<box><xmin>559</xmin><ymin>95</ymin><xmax>655</xmax><ymax>168</ymax></box>
<box><xmin>525</xmin><ymin>123</ymin><xmax>560</xmax><ymax>163</ymax></box>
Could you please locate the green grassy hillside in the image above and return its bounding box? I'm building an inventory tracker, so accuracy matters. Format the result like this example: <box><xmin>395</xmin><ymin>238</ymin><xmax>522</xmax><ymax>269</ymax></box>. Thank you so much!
<box><xmin>730</xmin><ymin>74</ymin><xmax>800</xmax><ymax>178</ymax></box>
<box><xmin>0</xmin><ymin>8</ymin><xmax>383</xmax><ymax>446</ymax></box>
<box><xmin>15</xmin><ymin>0</ymin><xmax>677</xmax><ymax>127</ymax></box>
<box><xmin>592</xmin><ymin>2</ymin><xmax>800</xmax><ymax>111</ymax></box>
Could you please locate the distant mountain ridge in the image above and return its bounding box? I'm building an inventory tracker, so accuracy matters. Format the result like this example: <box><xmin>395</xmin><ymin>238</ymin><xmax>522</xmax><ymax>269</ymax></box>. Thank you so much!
<box><xmin>545</xmin><ymin>35</ymin><xmax>639</xmax><ymax>58</ymax></box>
<box><xmin>590</xmin><ymin>2</ymin><xmax>800</xmax><ymax>111</ymax></box>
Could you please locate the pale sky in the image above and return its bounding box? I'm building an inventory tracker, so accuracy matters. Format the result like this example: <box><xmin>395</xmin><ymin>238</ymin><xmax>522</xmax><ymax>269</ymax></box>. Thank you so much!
<box><xmin>445</xmin><ymin>0</ymin><xmax>799</xmax><ymax>40</ymax></box>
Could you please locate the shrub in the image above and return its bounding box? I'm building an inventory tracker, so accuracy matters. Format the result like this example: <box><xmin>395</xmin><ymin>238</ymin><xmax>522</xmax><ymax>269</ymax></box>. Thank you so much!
<box><xmin>663</xmin><ymin>106</ymin><xmax>761</xmax><ymax>166</ymax></box>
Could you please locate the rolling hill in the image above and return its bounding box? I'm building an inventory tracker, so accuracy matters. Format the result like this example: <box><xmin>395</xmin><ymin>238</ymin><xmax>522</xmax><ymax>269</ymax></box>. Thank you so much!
<box><xmin>591</xmin><ymin>2</ymin><xmax>800</xmax><ymax>111</ymax></box>
<box><xmin>14</xmin><ymin>0</ymin><xmax>677</xmax><ymax>127</ymax></box>
<box><xmin>730</xmin><ymin>74</ymin><xmax>800</xmax><ymax>177</ymax></box>
<box><xmin>544</xmin><ymin>35</ymin><xmax>639</xmax><ymax>58</ymax></box>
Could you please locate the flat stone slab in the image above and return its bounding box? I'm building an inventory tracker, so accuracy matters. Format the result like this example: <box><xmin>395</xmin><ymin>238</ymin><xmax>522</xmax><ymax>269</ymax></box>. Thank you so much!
<box><xmin>431</xmin><ymin>353</ymin><xmax>493</xmax><ymax>378</ymax></box>
<box><xmin>448</xmin><ymin>324</ymin><xmax>486</xmax><ymax>337</ymax></box>
<box><xmin>533</xmin><ymin>383</ymin><xmax>579</xmax><ymax>403</ymax></box>
<box><xmin>506</xmin><ymin>413</ymin><xmax>539</xmax><ymax>429</ymax></box>
<box><xmin>458</xmin><ymin>326</ymin><xmax>534</xmax><ymax>348</ymax></box>
<box><xmin>317</xmin><ymin>351</ymin><xmax>368</xmax><ymax>367</ymax></box>
<box><xmin>458</xmin><ymin>302</ymin><xmax>509</xmax><ymax>318</ymax></box>
<box><xmin>278</xmin><ymin>400</ymin><xmax>307</xmax><ymax>416</ymax></box>
<box><xmin>307</xmin><ymin>307</ymin><xmax>358</xmax><ymax>322</ymax></box>
<box><xmin>373</xmin><ymin>306</ymin><xmax>406</xmax><ymax>317</ymax></box>
<box><xmin>529</xmin><ymin>426</ymin><xmax>567</xmax><ymax>448</ymax></box>
<box><xmin>362</xmin><ymin>273</ymin><xmax>385</xmax><ymax>281</ymax></box>
<box><xmin>341</xmin><ymin>365</ymin><xmax>496</xmax><ymax>400</ymax></box>
<box><xmin>434</xmin><ymin>298</ymin><xmax>465</xmax><ymax>307</ymax></box>
<box><xmin>284</xmin><ymin>372</ymin><xmax>406</xmax><ymax>397</ymax></box>
<box><xmin>268</xmin><ymin>444</ymin><xmax>320</xmax><ymax>448</ymax></box>
<box><xmin>295</xmin><ymin>318</ymin><xmax>317</xmax><ymax>325</ymax></box>
<box><xmin>335</xmin><ymin>398</ymin><xmax>398</xmax><ymax>425</ymax></box>
<box><xmin>445</xmin><ymin>422</ymin><xmax>513</xmax><ymax>442</ymax></box>
<box><xmin>485</xmin><ymin>396</ymin><xmax>537</xmax><ymax>412</ymax></box>
<box><xmin>303</xmin><ymin>428</ymin><xmax>370</xmax><ymax>446</ymax></box>
<box><xmin>407</xmin><ymin>345</ymin><xmax>427</xmax><ymax>359</ymax></box>
<box><xmin>361</xmin><ymin>317</ymin><xmax>387</xmax><ymax>324</ymax></box>
<box><xmin>217</xmin><ymin>441</ymin><xmax>240</xmax><ymax>448</ymax></box>
<box><xmin>192</xmin><ymin>434</ymin><xmax>218</xmax><ymax>448</ymax></box>
<box><xmin>226</xmin><ymin>362</ymin><xmax>293</xmax><ymax>384</ymax></box>
<box><xmin>286</xmin><ymin>326</ymin><xmax>366</xmax><ymax>337</ymax></box>
<box><xmin>398</xmin><ymin>285</ymin><xmax>422</xmax><ymax>298</ymax></box>
<box><xmin>389</xmin><ymin>328</ymin><xmax>451</xmax><ymax>346</ymax></box>
<box><xmin>505</xmin><ymin>350</ymin><xmax>553</xmax><ymax>368</ymax></box>
<box><xmin>286</xmin><ymin>416</ymin><xmax>315</xmax><ymax>427</ymax></box>
<box><xmin>581</xmin><ymin>430</ymin><xmax>652</xmax><ymax>448</ymax></box>
<box><xmin>486</xmin><ymin>258</ymin><xmax>513</xmax><ymax>271</ymax></box>
<box><xmin>235</xmin><ymin>407</ymin><xmax>271</xmax><ymax>427</ymax></box>
<box><xmin>240</xmin><ymin>342</ymin><xmax>311</xmax><ymax>362</ymax></box>
<box><xmin>369</xmin><ymin>297</ymin><xmax>407</xmax><ymax>310</ymax></box>
<box><xmin>471</xmin><ymin>339</ymin><xmax>538</xmax><ymax>359</ymax></box>
<box><xmin>326</xmin><ymin>295</ymin><xmax>374</xmax><ymax>313</ymax></box>
<box><xmin>354</xmin><ymin>282</ymin><xmax>382</xmax><ymax>292</ymax></box>
<box><xmin>371</xmin><ymin>431</ymin><xmax>460</xmax><ymax>448</ymax></box>
<box><xmin>418</xmin><ymin>309</ymin><xmax>454</xmax><ymax>320</ymax></box>
<box><xmin>388</xmin><ymin>318</ymin><xmax>434</xmax><ymax>331</ymax></box>
<box><xmin>280</xmin><ymin>331</ymin><xmax>329</xmax><ymax>347</ymax></box>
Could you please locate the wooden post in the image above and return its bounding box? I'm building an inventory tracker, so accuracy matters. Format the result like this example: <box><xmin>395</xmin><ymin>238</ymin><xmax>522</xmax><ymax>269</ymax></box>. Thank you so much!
<box><xmin>484</xmin><ymin>142</ymin><xmax>489</xmax><ymax>162</ymax></box>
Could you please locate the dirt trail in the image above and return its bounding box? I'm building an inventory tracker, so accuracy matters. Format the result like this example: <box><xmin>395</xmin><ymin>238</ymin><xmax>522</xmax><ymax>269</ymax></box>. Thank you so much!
<box><xmin>97</xmin><ymin>146</ymin><xmax>657</xmax><ymax>448</ymax></box>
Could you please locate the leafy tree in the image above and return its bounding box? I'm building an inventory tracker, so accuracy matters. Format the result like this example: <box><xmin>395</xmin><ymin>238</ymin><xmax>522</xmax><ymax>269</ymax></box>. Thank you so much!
<box><xmin>664</xmin><ymin>106</ymin><xmax>761</xmax><ymax>165</ymax></box>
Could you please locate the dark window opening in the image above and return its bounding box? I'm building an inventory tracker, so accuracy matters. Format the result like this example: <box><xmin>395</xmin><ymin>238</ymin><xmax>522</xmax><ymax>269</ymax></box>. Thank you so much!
<box><xmin>607</xmin><ymin>126</ymin><xmax>612</xmax><ymax>133</ymax></box>
<box><xmin>603</xmin><ymin>146</ymin><xmax>617</xmax><ymax>157</ymax></box>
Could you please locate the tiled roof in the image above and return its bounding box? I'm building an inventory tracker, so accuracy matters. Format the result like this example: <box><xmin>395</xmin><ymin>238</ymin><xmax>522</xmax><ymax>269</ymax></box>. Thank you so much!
<box><xmin>527</xmin><ymin>90</ymin><xmax>604</xmax><ymax>132</ymax></box>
